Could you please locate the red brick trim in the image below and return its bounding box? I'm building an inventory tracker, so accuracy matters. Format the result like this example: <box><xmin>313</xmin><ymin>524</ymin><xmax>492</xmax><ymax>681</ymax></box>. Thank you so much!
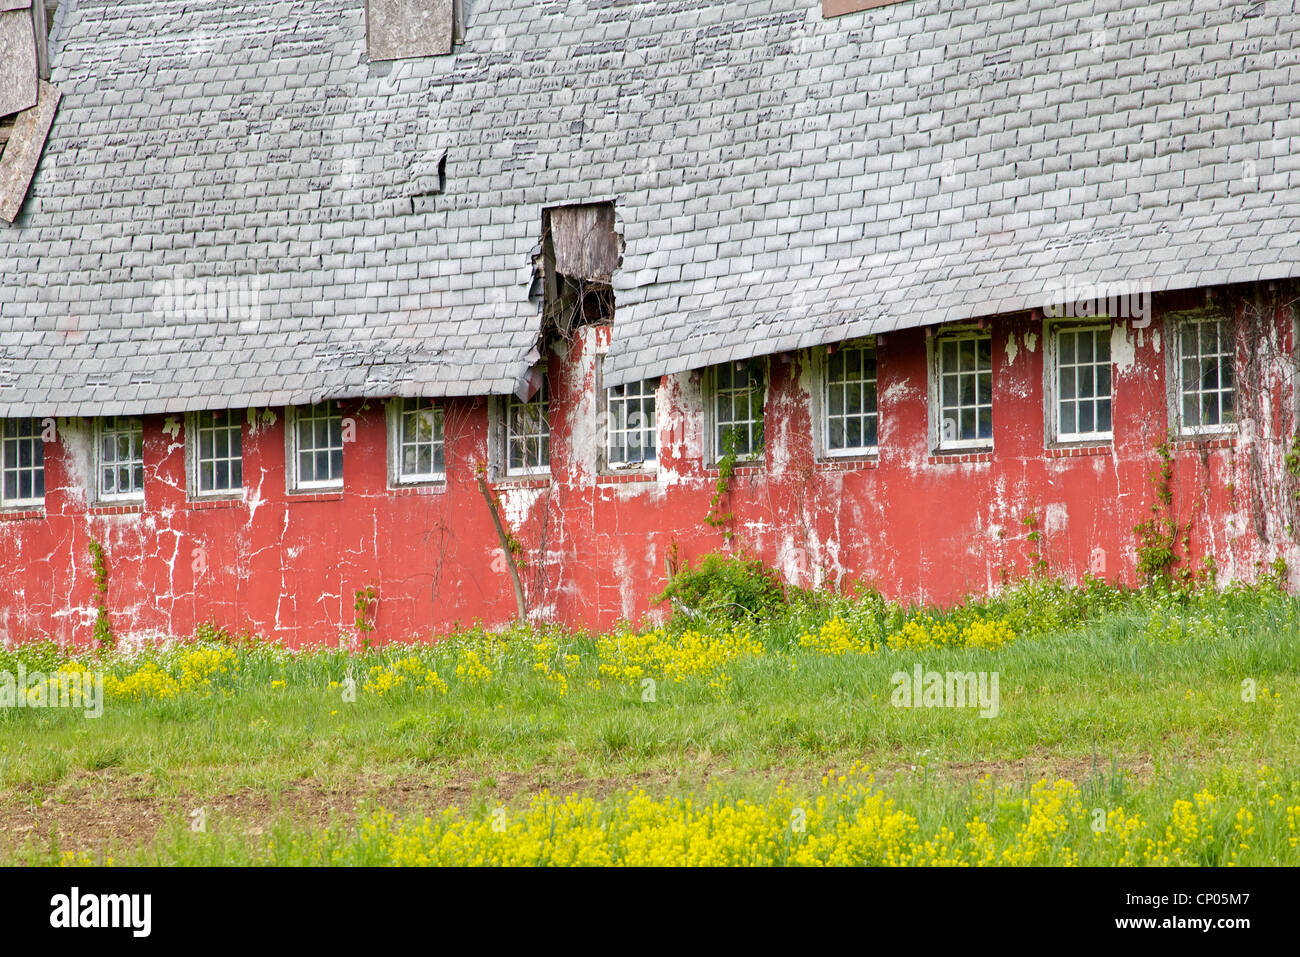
<box><xmin>88</xmin><ymin>504</ymin><xmax>145</xmax><ymax>516</ymax></box>
<box><xmin>185</xmin><ymin>497</ymin><xmax>245</xmax><ymax>510</ymax></box>
<box><xmin>0</xmin><ymin>509</ymin><xmax>44</xmax><ymax>521</ymax></box>
<box><xmin>388</xmin><ymin>483</ymin><xmax>448</xmax><ymax>496</ymax></box>
<box><xmin>928</xmin><ymin>452</ymin><xmax>993</xmax><ymax>465</ymax></box>
<box><xmin>1171</xmin><ymin>436</ymin><xmax>1235</xmax><ymax>452</ymax></box>
<box><xmin>1046</xmin><ymin>445</ymin><xmax>1112</xmax><ymax>459</ymax></box>
<box><xmin>815</xmin><ymin>456</ymin><xmax>880</xmax><ymax>472</ymax></box>
<box><xmin>495</xmin><ymin>478</ymin><xmax>551</xmax><ymax>490</ymax></box>
<box><xmin>703</xmin><ymin>465</ymin><xmax>764</xmax><ymax>478</ymax></box>
<box><xmin>284</xmin><ymin>492</ymin><xmax>344</xmax><ymax>503</ymax></box>
<box><xmin>597</xmin><ymin>472</ymin><xmax>657</xmax><ymax>485</ymax></box>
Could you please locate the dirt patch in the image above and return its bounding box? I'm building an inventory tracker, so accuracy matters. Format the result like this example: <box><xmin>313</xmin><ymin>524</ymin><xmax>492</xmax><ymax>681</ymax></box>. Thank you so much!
<box><xmin>0</xmin><ymin>752</ymin><xmax>1169</xmax><ymax>860</ymax></box>
<box><xmin>0</xmin><ymin>766</ymin><xmax>691</xmax><ymax>860</ymax></box>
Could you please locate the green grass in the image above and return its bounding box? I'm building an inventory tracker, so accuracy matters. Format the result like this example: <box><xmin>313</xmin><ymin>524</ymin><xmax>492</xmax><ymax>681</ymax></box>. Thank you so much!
<box><xmin>2</xmin><ymin>575</ymin><xmax>1299</xmax><ymax>864</ymax></box>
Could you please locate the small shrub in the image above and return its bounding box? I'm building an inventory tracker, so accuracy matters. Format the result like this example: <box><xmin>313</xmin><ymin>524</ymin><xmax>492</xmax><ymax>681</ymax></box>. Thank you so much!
<box><xmin>654</xmin><ymin>553</ymin><xmax>790</xmax><ymax>624</ymax></box>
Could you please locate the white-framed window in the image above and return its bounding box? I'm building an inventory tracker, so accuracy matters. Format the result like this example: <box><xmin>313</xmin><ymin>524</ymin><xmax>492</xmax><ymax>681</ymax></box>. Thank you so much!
<box><xmin>97</xmin><ymin>416</ymin><xmax>145</xmax><ymax>501</ymax></box>
<box><xmin>390</xmin><ymin>398</ymin><xmax>446</xmax><ymax>484</ymax></box>
<box><xmin>1051</xmin><ymin>325</ymin><xmax>1113</xmax><ymax>442</ymax></box>
<box><xmin>288</xmin><ymin>403</ymin><xmax>344</xmax><ymax>491</ymax></box>
<box><xmin>0</xmin><ymin>418</ymin><xmax>45</xmax><ymax>508</ymax></box>
<box><xmin>504</xmin><ymin>374</ymin><xmax>550</xmax><ymax>476</ymax></box>
<box><xmin>709</xmin><ymin>358</ymin><xmax>765</xmax><ymax>463</ymax></box>
<box><xmin>604</xmin><ymin>370</ymin><xmax>658</xmax><ymax>470</ymax></box>
<box><xmin>933</xmin><ymin>332</ymin><xmax>992</xmax><ymax>450</ymax></box>
<box><xmin>822</xmin><ymin>342</ymin><xmax>879</xmax><ymax>456</ymax></box>
<box><xmin>188</xmin><ymin>410</ymin><xmax>243</xmax><ymax>497</ymax></box>
<box><xmin>1176</xmin><ymin>318</ymin><xmax>1236</xmax><ymax>434</ymax></box>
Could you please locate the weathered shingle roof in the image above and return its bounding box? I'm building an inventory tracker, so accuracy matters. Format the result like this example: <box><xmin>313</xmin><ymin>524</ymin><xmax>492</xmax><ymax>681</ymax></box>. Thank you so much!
<box><xmin>2</xmin><ymin>0</ymin><xmax>1299</xmax><ymax>414</ymax></box>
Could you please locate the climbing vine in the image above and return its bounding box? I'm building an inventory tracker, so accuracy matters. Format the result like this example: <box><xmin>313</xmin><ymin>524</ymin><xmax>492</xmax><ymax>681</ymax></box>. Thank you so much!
<box><xmin>88</xmin><ymin>539</ymin><xmax>114</xmax><ymax>648</ymax></box>
<box><xmin>1021</xmin><ymin>511</ymin><xmax>1049</xmax><ymax>577</ymax></box>
<box><xmin>1134</xmin><ymin>440</ymin><xmax>1181</xmax><ymax>584</ymax></box>
<box><xmin>704</xmin><ymin>414</ymin><xmax>765</xmax><ymax>543</ymax></box>
<box><xmin>353</xmin><ymin>585</ymin><xmax>378</xmax><ymax>650</ymax></box>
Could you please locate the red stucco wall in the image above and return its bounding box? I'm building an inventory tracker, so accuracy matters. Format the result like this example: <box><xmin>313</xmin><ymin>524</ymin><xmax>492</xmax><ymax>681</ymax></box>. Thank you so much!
<box><xmin>2</xmin><ymin>289</ymin><xmax>1296</xmax><ymax>647</ymax></box>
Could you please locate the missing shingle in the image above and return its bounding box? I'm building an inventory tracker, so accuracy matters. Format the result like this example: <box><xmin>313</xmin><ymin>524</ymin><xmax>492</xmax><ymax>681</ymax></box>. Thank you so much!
<box><xmin>409</xmin><ymin>153</ymin><xmax>446</xmax><ymax>213</ymax></box>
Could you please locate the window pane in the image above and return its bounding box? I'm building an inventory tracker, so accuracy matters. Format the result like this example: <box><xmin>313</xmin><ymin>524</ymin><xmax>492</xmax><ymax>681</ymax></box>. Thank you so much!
<box><xmin>1060</xmin><ymin>402</ymin><xmax>1076</xmax><ymax>435</ymax></box>
<box><xmin>1060</xmin><ymin>366</ymin><xmax>1075</xmax><ymax>400</ymax></box>
<box><xmin>1060</xmin><ymin>333</ymin><xmax>1075</xmax><ymax>364</ymax></box>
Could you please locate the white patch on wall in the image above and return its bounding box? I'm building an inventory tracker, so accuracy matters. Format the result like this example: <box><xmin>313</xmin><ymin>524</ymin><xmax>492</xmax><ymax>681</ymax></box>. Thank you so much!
<box><xmin>500</xmin><ymin>486</ymin><xmax>545</xmax><ymax>527</ymax></box>
<box><xmin>55</xmin><ymin>418</ymin><xmax>95</xmax><ymax>509</ymax></box>
<box><xmin>1043</xmin><ymin>502</ymin><xmax>1069</xmax><ymax>534</ymax></box>
<box><xmin>1024</xmin><ymin>331</ymin><xmax>1038</xmax><ymax>352</ymax></box>
<box><xmin>566</xmin><ymin>327</ymin><xmax>603</xmax><ymax>486</ymax></box>
<box><xmin>882</xmin><ymin>380</ymin><xmax>918</xmax><ymax>403</ymax></box>
<box><xmin>658</xmin><ymin>371</ymin><xmax>703</xmax><ymax>487</ymax></box>
<box><xmin>1110</xmin><ymin>324</ymin><xmax>1137</xmax><ymax>372</ymax></box>
<box><xmin>1005</xmin><ymin>332</ymin><xmax>1018</xmax><ymax>365</ymax></box>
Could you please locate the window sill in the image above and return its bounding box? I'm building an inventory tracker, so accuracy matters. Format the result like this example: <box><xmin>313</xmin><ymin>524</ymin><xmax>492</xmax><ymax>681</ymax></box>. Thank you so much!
<box><xmin>496</xmin><ymin>476</ymin><xmax>551</xmax><ymax>490</ymax></box>
<box><xmin>186</xmin><ymin>497</ymin><xmax>246</xmax><ymax>510</ymax></box>
<box><xmin>597</xmin><ymin>472</ymin><xmax>658</xmax><ymax>485</ymax></box>
<box><xmin>1172</xmin><ymin>434</ymin><xmax>1236</xmax><ymax>452</ymax></box>
<box><xmin>928</xmin><ymin>451</ymin><xmax>993</xmax><ymax>465</ymax></box>
<box><xmin>1046</xmin><ymin>444</ymin><xmax>1112</xmax><ymax>458</ymax></box>
<box><xmin>703</xmin><ymin>464</ymin><xmax>763</xmax><ymax>477</ymax></box>
<box><xmin>815</xmin><ymin>454</ymin><xmax>879</xmax><ymax>472</ymax></box>
<box><xmin>389</xmin><ymin>481</ymin><xmax>447</xmax><ymax>495</ymax></box>
<box><xmin>88</xmin><ymin>503</ymin><xmax>145</xmax><ymax>515</ymax></box>
<box><xmin>0</xmin><ymin>508</ymin><xmax>44</xmax><ymax>521</ymax></box>
<box><xmin>286</xmin><ymin>491</ymin><xmax>344</xmax><ymax>502</ymax></box>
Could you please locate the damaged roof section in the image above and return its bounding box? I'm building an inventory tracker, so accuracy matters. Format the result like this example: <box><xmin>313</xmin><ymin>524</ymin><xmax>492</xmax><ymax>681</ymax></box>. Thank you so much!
<box><xmin>2</xmin><ymin>0</ymin><xmax>1300</xmax><ymax>414</ymax></box>
<box><xmin>0</xmin><ymin>78</ymin><xmax>56</xmax><ymax>222</ymax></box>
<box><xmin>0</xmin><ymin>1</ymin><xmax>37</xmax><ymax>117</ymax></box>
<box><xmin>0</xmin><ymin>0</ymin><xmax>58</xmax><ymax>222</ymax></box>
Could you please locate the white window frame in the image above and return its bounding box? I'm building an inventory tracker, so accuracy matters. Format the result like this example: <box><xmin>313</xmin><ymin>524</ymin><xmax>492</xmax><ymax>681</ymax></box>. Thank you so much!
<box><xmin>287</xmin><ymin>403</ymin><xmax>345</xmax><ymax>492</ymax></box>
<box><xmin>499</xmin><ymin>370</ymin><xmax>551</xmax><ymax>478</ymax></box>
<box><xmin>817</xmin><ymin>340</ymin><xmax>879</xmax><ymax>459</ymax></box>
<box><xmin>601</xmin><ymin>360</ymin><xmax>658</xmax><ymax>472</ymax></box>
<box><xmin>96</xmin><ymin>416</ymin><xmax>146</xmax><ymax>503</ymax></box>
<box><xmin>388</xmin><ymin>398</ymin><xmax>446</xmax><ymax>486</ymax></box>
<box><xmin>186</xmin><ymin>410</ymin><xmax>245</xmax><ymax>499</ymax></box>
<box><xmin>930</xmin><ymin>330</ymin><xmax>993</xmax><ymax>452</ymax></box>
<box><xmin>1048</xmin><ymin>323</ymin><xmax>1114</xmax><ymax>444</ymax></box>
<box><xmin>1173</xmin><ymin>317</ymin><xmax>1237</xmax><ymax>436</ymax></box>
<box><xmin>0</xmin><ymin>418</ymin><xmax>46</xmax><ymax>509</ymax></box>
<box><xmin>706</xmin><ymin>358</ymin><xmax>766</xmax><ymax>466</ymax></box>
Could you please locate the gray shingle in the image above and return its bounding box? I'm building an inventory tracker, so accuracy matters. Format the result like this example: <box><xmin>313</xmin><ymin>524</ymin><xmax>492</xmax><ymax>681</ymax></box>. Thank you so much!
<box><xmin>3</xmin><ymin>0</ymin><xmax>1300</xmax><ymax>412</ymax></box>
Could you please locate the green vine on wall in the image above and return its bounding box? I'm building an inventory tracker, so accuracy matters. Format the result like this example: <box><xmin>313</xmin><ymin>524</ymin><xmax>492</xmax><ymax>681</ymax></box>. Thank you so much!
<box><xmin>353</xmin><ymin>585</ymin><xmax>378</xmax><ymax>650</ymax></box>
<box><xmin>704</xmin><ymin>427</ymin><xmax>741</xmax><ymax>537</ymax></box>
<box><xmin>705</xmin><ymin>420</ymin><xmax>766</xmax><ymax>543</ymax></box>
<box><xmin>88</xmin><ymin>539</ymin><xmax>114</xmax><ymax>648</ymax></box>
<box><xmin>1022</xmin><ymin>511</ymin><xmax>1048</xmax><ymax>577</ymax></box>
<box><xmin>1134</xmin><ymin>440</ymin><xmax>1182</xmax><ymax>585</ymax></box>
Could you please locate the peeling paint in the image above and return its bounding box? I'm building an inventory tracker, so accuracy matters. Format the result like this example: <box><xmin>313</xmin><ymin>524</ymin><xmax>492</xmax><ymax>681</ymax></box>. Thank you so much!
<box><xmin>1</xmin><ymin>298</ymin><xmax>1295</xmax><ymax>647</ymax></box>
